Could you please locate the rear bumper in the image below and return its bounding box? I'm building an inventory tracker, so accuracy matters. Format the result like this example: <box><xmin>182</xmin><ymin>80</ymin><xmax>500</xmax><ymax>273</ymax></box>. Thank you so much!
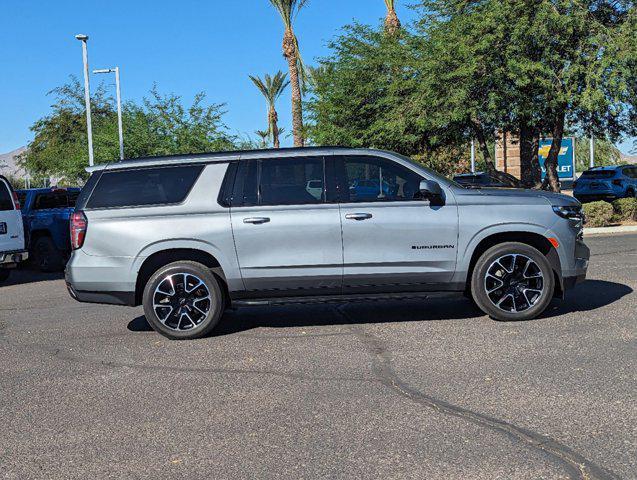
<box><xmin>1</xmin><ymin>250</ymin><xmax>28</xmax><ymax>267</ymax></box>
<box><xmin>574</xmin><ymin>193</ymin><xmax>618</xmax><ymax>202</ymax></box>
<box><xmin>66</xmin><ymin>281</ymin><xmax>136</xmax><ymax>306</ymax></box>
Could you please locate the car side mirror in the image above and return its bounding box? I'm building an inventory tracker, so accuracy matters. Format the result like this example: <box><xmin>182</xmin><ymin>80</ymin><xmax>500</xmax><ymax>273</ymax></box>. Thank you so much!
<box><xmin>419</xmin><ymin>180</ymin><xmax>443</xmax><ymax>199</ymax></box>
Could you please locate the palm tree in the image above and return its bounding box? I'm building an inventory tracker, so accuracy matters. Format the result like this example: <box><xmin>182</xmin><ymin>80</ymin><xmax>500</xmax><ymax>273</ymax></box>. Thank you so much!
<box><xmin>268</xmin><ymin>0</ymin><xmax>308</xmax><ymax>147</ymax></box>
<box><xmin>255</xmin><ymin>129</ymin><xmax>270</xmax><ymax>148</ymax></box>
<box><xmin>249</xmin><ymin>71</ymin><xmax>289</xmax><ymax>148</ymax></box>
<box><xmin>383</xmin><ymin>0</ymin><xmax>401</xmax><ymax>35</ymax></box>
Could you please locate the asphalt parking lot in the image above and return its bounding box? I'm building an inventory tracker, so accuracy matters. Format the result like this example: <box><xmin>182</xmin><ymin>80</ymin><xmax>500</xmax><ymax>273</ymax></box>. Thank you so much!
<box><xmin>1</xmin><ymin>234</ymin><xmax>635</xmax><ymax>480</ymax></box>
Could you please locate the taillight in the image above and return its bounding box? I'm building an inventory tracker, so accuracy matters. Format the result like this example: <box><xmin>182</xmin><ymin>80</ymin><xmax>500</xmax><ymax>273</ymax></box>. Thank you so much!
<box><xmin>70</xmin><ymin>211</ymin><xmax>88</xmax><ymax>250</ymax></box>
<box><xmin>12</xmin><ymin>191</ymin><xmax>20</xmax><ymax>210</ymax></box>
<box><xmin>612</xmin><ymin>179</ymin><xmax>622</xmax><ymax>186</ymax></box>
<box><xmin>572</xmin><ymin>181</ymin><xmax>577</xmax><ymax>188</ymax></box>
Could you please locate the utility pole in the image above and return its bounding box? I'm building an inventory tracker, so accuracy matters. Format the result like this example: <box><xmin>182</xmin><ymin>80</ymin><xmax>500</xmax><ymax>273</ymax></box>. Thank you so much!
<box><xmin>75</xmin><ymin>34</ymin><xmax>94</xmax><ymax>167</ymax></box>
<box><xmin>470</xmin><ymin>139</ymin><xmax>476</xmax><ymax>173</ymax></box>
<box><xmin>94</xmin><ymin>67</ymin><xmax>124</xmax><ymax>160</ymax></box>
<box><xmin>589</xmin><ymin>136</ymin><xmax>595</xmax><ymax>168</ymax></box>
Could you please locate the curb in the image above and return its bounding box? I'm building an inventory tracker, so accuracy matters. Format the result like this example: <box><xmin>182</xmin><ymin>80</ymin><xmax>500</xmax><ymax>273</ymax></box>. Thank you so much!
<box><xmin>584</xmin><ymin>225</ymin><xmax>637</xmax><ymax>236</ymax></box>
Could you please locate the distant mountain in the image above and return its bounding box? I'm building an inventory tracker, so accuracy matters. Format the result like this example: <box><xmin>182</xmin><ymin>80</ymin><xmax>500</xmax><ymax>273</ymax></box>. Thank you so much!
<box><xmin>0</xmin><ymin>147</ymin><xmax>27</xmax><ymax>177</ymax></box>
<box><xmin>621</xmin><ymin>152</ymin><xmax>637</xmax><ymax>164</ymax></box>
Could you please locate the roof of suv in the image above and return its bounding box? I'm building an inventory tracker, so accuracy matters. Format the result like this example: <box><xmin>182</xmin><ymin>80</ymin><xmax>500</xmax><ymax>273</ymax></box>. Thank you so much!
<box><xmin>86</xmin><ymin>146</ymin><xmax>397</xmax><ymax>173</ymax></box>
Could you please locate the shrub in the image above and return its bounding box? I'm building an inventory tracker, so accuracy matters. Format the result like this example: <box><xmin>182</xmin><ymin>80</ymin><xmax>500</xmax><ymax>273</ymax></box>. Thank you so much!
<box><xmin>611</xmin><ymin>197</ymin><xmax>637</xmax><ymax>222</ymax></box>
<box><xmin>583</xmin><ymin>201</ymin><xmax>614</xmax><ymax>228</ymax></box>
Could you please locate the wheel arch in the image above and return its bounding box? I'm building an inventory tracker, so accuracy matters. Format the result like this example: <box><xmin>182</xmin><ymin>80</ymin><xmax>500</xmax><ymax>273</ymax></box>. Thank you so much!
<box><xmin>134</xmin><ymin>248</ymin><xmax>230</xmax><ymax>307</ymax></box>
<box><xmin>464</xmin><ymin>231</ymin><xmax>563</xmax><ymax>298</ymax></box>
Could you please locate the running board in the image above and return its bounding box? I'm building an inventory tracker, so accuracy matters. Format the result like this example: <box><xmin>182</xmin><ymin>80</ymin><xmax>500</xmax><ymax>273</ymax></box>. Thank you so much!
<box><xmin>232</xmin><ymin>291</ymin><xmax>463</xmax><ymax>307</ymax></box>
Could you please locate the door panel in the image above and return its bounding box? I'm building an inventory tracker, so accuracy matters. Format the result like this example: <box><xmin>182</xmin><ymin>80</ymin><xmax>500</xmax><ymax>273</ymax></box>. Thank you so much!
<box><xmin>336</xmin><ymin>155</ymin><xmax>459</xmax><ymax>293</ymax></box>
<box><xmin>231</xmin><ymin>204</ymin><xmax>343</xmax><ymax>295</ymax></box>
<box><xmin>341</xmin><ymin>201</ymin><xmax>458</xmax><ymax>292</ymax></box>
<box><xmin>229</xmin><ymin>156</ymin><xmax>343</xmax><ymax>297</ymax></box>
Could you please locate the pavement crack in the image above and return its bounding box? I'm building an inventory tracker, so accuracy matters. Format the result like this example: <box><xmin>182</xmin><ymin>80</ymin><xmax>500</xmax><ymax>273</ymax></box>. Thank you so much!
<box><xmin>335</xmin><ymin>305</ymin><xmax>619</xmax><ymax>480</ymax></box>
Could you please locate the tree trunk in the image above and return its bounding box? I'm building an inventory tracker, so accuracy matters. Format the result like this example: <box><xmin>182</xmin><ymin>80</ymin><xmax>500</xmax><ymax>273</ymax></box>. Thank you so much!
<box><xmin>283</xmin><ymin>29</ymin><xmax>304</xmax><ymax>147</ymax></box>
<box><xmin>519</xmin><ymin>123</ymin><xmax>541</xmax><ymax>188</ymax></box>
<box><xmin>385</xmin><ymin>8</ymin><xmax>401</xmax><ymax>35</ymax></box>
<box><xmin>542</xmin><ymin>108</ymin><xmax>565</xmax><ymax>193</ymax></box>
<box><xmin>269</xmin><ymin>107</ymin><xmax>280</xmax><ymax>149</ymax></box>
<box><xmin>474</xmin><ymin>125</ymin><xmax>521</xmax><ymax>188</ymax></box>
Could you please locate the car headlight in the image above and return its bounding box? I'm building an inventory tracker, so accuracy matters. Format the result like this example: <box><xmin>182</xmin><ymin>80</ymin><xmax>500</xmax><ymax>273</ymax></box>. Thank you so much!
<box><xmin>552</xmin><ymin>205</ymin><xmax>583</xmax><ymax>220</ymax></box>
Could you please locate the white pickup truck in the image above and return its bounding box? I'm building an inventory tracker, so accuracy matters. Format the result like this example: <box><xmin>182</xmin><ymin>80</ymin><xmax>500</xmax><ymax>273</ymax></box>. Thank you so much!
<box><xmin>0</xmin><ymin>175</ymin><xmax>28</xmax><ymax>283</ymax></box>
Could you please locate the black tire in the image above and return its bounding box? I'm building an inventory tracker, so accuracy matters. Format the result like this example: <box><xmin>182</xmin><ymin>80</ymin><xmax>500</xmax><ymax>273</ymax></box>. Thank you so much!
<box><xmin>0</xmin><ymin>268</ymin><xmax>10</xmax><ymax>283</ymax></box>
<box><xmin>142</xmin><ymin>261</ymin><xmax>225</xmax><ymax>340</ymax></box>
<box><xmin>471</xmin><ymin>242</ymin><xmax>555</xmax><ymax>322</ymax></box>
<box><xmin>32</xmin><ymin>236</ymin><xmax>64</xmax><ymax>272</ymax></box>
<box><xmin>627</xmin><ymin>188</ymin><xmax>636</xmax><ymax>199</ymax></box>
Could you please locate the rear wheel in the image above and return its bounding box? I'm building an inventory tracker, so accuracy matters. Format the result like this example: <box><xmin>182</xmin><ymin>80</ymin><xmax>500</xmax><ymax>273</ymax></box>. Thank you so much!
<box><xmin>627</xmin><ymin>188</ymin><xmax>636</xmax><ymax>199</ymax></box>
<box><xmin>471</xmin><ymin>242</ymin><xmax>555</xmax><ymax>321</ymax></box>
<box><xmin>142</xmin><ymin>261</ymin><xmax>225</xmax><ymax>340</ymax></box>
<box><xmin>32</xmin><ymin>236</ymin><xmax>64</xmax><ymax>272</ymax></box>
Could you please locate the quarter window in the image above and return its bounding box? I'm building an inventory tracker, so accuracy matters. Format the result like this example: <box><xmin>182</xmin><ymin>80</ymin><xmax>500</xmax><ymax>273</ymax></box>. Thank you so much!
<box><xmin>339</xmin><ymin>156</ymin><xmax>423</xmax><ymax>203</ymax></box>
<box><xmin>86</xmin><ymin>165</ymin><xmax>203</xmax><ymax>209</ymax></box>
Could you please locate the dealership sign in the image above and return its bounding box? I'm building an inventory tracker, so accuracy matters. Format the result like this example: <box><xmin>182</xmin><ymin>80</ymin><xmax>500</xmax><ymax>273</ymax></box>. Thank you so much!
<box><xmin>538</xmin><ymin>138</ymin><xmax>576</xmax><ymax>181</ymax></box>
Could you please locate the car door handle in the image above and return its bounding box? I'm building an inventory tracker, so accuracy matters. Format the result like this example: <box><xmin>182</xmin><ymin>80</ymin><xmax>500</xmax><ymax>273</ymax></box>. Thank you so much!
<box><xmin>243</xmin><ymin>217</ymin><xmax>270</xmax><ymax>225</ymax></box>
<box><xmin>345</xmin><ymin>213</ymin><xmax>373</xmax><ymax>221</ymax></box>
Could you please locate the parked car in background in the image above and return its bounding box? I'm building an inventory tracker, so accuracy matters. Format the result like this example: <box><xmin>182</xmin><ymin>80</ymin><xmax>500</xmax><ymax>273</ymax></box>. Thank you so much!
<box><xmin>16</xmin><ymin>187</ymin><xmax>81</xmax><ymax>272</ymax></box>
<box><xmin>453</xmin><ymin>171</ymin><xmax>522</xmax><ymax>188</ymax></box>
<box><xmin>65</xmin><ymin>147</ymin><xmax>589</xmax><ymax>340</ymax></box>
<box><xmin>0</xmin><ymin>175</ymin><xmax>28</xmax><ymax>283</ymax></box>
<box><xmin>573</xmin><ymin>165</ymin><xmax>637</xmax><ymax>202</ymax></box>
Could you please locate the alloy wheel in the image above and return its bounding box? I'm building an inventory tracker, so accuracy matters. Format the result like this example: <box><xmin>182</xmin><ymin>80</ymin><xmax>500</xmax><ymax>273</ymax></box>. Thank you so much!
<box><xmin>152</xmin><ymin>273</ymin><xmax>212</xmax><ymax>331</ymax></box>
<box><xmin>484</xmin><ymin>254</ymin><xmax>544</xmax><ymax>313</ymax></box>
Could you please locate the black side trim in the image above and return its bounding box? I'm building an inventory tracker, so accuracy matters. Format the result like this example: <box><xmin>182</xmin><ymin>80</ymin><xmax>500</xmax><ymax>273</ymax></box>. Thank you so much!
<box><xmin>67</xmin><ymin>283</ymin><xmax>135</xmax><ymax>306</ymax></box>
<box><xmin>232</xmin><ymin>291</ymin><xmax>464</xmax><ymax>307</ymax></box>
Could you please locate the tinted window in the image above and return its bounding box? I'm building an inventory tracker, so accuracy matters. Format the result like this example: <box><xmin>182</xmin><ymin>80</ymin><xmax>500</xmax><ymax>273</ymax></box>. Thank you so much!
<box><xmin>34</xmin><ymin>191</ymin><xmax>80</xmax><ymax>210</ymax></box>
<box><xmin>16</xmin><ymin>192</ymin><xmax>27</xmax><ymax>207</ymax></box>
<box><xmin>582</xmin><ymin>170</ymin><xmax>615</xmax><ymax>178</ymax></box>
<box><xmin>86</xmin><ymin>165</ymin><xmax>203</xmax><ymax>209</ymax></box>
<box><xmin>260</xmin><ymin>157</ymin><xmax>325</xmax><ymax>205</ymax></box>
<box><xmin>340</xmin><ymin>156</ymin><xmax>423</xmax><ymax>203</ymax></box>
<box><xmin>0</xmin><ymin>180</ymin><xmax>13</xmax><ymax>211</ymax></box>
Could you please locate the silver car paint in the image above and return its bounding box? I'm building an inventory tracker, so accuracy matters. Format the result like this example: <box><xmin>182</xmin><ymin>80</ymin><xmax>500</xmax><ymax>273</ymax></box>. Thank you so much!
<box><xmin>66</xmin><ymin>148</ymin><xmax>587</xmax><ymax>301</ymax></box>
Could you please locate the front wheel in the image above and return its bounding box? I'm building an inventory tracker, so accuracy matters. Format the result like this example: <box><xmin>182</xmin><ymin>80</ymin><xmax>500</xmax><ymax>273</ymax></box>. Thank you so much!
<box><xmin>142</xmin><ymin>261</ymin><xmax>225</xmax><ymax>340</ymax></box>
<box><xmin>471</xmin><ymin>242</ymin><xmax>555</xmax><ymax>321</ymax></box>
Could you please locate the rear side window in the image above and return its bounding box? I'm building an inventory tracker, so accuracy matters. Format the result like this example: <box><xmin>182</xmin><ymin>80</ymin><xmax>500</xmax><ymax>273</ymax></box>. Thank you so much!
<box><xmin>0</xmin><ymin>180</ymin><xmax>13</xmax><ymax>211</ymax></box>
<box><xmin>581</xmin><ymin>170</ymin><xmax>615</xmax><ymax>178</ymax></box>
<box><xmin>34</xmin><ymin>191</ymin><xmax>80</xmax><ymax>210</ymax></box>
<box><xmin>86</xmin><ymin>165</ymin><xmax>204</xmax><ymax>209</ymax></box>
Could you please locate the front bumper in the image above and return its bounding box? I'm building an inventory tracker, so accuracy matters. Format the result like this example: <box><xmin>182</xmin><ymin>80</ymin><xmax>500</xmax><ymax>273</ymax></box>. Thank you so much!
<box><xmin>1</xmin><ymin>250</ymin><xmax>28</xmax><ymax>267</ymax></box>
<box><xmin>562</xmin><ymin>241</ymin><xmax>590</xmax><ymax>291</ymax></box>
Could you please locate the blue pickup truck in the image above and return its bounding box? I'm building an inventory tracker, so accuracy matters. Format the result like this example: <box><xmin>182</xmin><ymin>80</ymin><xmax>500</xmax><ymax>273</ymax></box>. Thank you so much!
<box><xmin>16</xmin><ymin>187</ymin><xmax>81</xmax><ymax>272</ymax></box>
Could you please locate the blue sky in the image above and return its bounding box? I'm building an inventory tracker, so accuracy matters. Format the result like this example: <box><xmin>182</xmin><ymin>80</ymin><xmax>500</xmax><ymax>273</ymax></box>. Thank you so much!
<box><xmin>0</xmin><ymin>0</ymin><xmax>634</xmax><ymax>155</ymax></box>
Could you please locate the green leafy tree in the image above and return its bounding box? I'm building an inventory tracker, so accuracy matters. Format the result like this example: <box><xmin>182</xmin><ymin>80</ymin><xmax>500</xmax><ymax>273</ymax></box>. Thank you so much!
<box><xmin>20</xmin><ymin>78</ymin><xmax>238</xmax><ymax>181</ymax></box>
<box><xmin>268</xmin><ymin>0</ymin><xmax>309</xmax><ymax>147</ymax></box>
<box><xmin>307</xmin><ymin>24</ymin><xmax>423</xmax><ymax>154</ymax></box>
<box><xmin>249</xmin><ymin>71</ymin><xmax>289</xmax><ymax>148</ymax></box>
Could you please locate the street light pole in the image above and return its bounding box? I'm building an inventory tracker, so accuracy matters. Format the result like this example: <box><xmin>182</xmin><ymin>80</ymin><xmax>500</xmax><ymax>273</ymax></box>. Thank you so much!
<box><xmin>589</xmin><ymin>136</ymin><xmax>595</xmax><ymax>168</ymax></box>
<box><xmin>470</xmin><ymin>139</ymin><xmax>476</xmax><ymax>173</ymax></box>
<box><xmin>94</xmin><ymin>67</ymin><xmax>124</xmax><ymax>160</ymax></box>
<box><xmin>75</xmin><ymin>34</ymin><xmax>94</xmax><ymax>167</ymax></box>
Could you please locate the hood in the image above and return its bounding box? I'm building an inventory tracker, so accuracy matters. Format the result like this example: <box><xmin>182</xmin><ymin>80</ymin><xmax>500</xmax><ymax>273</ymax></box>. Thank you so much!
<box><xmin>453</xmin><ymin>187</ymin><xmax>580</xmax><ymax>207</ymax></box>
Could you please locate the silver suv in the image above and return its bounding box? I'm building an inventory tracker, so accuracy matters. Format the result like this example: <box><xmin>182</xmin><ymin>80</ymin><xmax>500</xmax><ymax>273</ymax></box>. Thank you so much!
<box><xmin>65</xmin><ymin>147</ymin><xmax>589</xmax><ymax>339</ymax></box>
